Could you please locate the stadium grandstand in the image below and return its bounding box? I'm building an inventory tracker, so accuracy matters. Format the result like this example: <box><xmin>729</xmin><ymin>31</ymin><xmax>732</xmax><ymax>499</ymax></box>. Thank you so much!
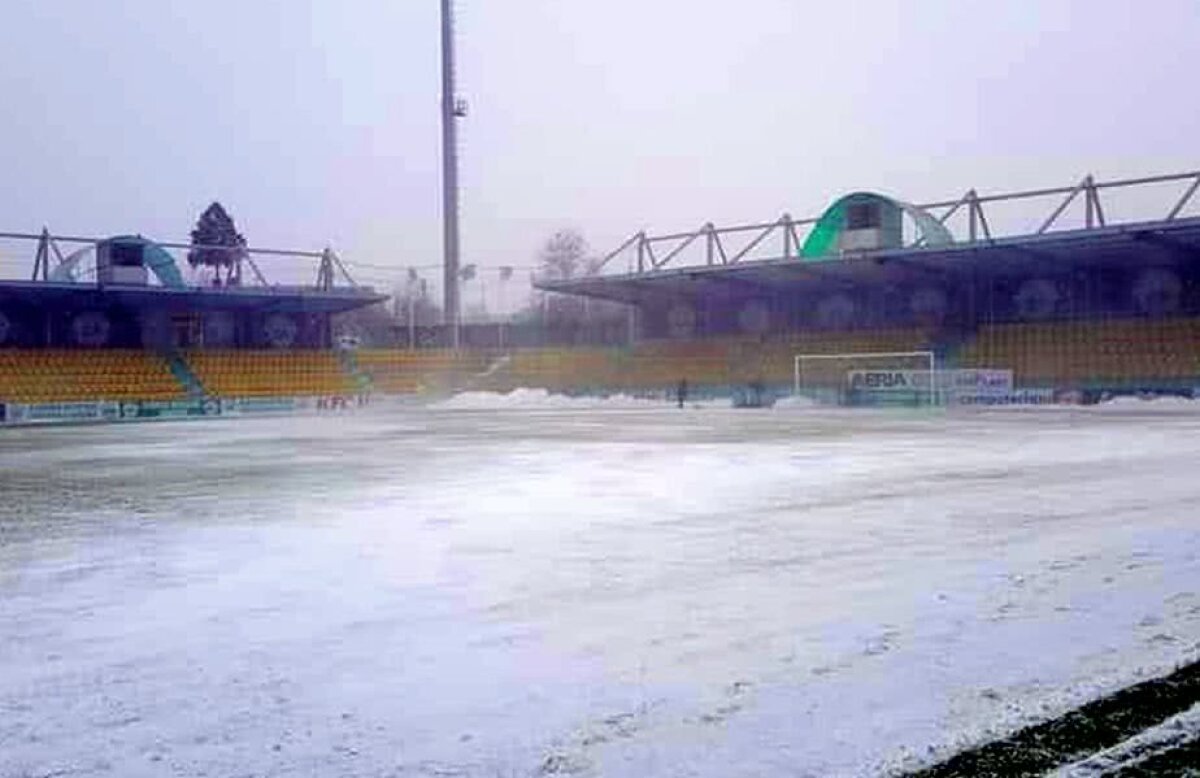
<box><xmin>533</xmin><ymin>169</ymin><xmax>1200</xmax><ymax>406</ymax></box>
<box><xmin>2</xmin><ymin>169</ymin><xmax>1200</xmax><ymax>423</ymax></box>
<box><xmin>0</xmin><ymin>231</ymin><xmax>385</xmax><ymax>422</ymax></box>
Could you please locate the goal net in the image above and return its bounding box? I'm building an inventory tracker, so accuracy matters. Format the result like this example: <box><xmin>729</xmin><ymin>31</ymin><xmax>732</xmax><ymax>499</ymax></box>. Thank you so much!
<box><xmin>793</xmin><ymin>350</ymin><xmax>938</xmax><ymax>407</ymax></box>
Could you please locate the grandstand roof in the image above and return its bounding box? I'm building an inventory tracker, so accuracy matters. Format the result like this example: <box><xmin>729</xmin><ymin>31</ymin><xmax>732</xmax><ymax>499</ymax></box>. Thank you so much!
<box><xmin>0</xmin><ymin>280</ymin><xmax>386</xmax><ymax>314</ymax></box>
<box><xmin>538</xmin><ymin>217</ymin><xmax>1200</xmax><ymax>305</ymax></box>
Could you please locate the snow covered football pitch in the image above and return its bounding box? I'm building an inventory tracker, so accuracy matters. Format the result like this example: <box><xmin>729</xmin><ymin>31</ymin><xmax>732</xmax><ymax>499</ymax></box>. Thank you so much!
<box><xmin>1</xmin><ymin>399</ymin><xmax>1199</xmax><ymax>776</ymax></box>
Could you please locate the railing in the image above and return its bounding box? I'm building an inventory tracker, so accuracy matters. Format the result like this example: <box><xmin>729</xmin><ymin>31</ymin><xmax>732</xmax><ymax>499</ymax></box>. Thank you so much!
<box><xmin>593</xmin><ymin>170</ymin><xmax>1200</xmax><ymax>275</ymax></box>
<box><xmin>0</xmin><ymin>228</ymin><xmax>361</xmax><ymax>291</ymax></box>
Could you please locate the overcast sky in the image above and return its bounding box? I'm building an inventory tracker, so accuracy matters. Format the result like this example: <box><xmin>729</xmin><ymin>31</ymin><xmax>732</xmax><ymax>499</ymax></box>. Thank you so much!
<box><xmin>0</xmin><ymin>0</ymin><xmax>1196</xmax><ymax>294</ymax></box>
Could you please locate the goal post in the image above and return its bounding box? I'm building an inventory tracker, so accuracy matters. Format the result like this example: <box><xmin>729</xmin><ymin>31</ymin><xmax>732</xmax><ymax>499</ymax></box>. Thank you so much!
<box><xmin>793</xmin><ymin>350</ymin><xmax>939</xmax><ymax>407</ymax></box>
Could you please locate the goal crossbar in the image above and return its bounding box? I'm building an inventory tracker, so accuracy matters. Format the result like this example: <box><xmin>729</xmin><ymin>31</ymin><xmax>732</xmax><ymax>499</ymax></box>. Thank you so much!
<box><xmin>793</xmin><ymin>350</ymin><xmax>938</xmax><ymax>406</ymax></box>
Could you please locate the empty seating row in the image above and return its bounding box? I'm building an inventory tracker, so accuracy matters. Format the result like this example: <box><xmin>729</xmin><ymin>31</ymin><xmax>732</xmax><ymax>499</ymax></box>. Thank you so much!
<box><xmin>354</xmin><ymin>349</ymin><xmax>492</xmax><ymax>393</ymax></box>
<box><xmin>185</xmin><ymin>350</ymin><xmax>355</xmax><ymax>397</ymax></box>
<box><xmin>959</xmin><ymin>319</ymin><xmax>1200</xmax><ymax>385</ymax></box>
<box><xmin>0</xmin><ymin>350</ymin><xmax>184</xmax><ymax>402</ymax></box>
<box><xmin>471</xmin><ymin>329</ymin><xmax>932</xmax><ymax>394</ymax></box>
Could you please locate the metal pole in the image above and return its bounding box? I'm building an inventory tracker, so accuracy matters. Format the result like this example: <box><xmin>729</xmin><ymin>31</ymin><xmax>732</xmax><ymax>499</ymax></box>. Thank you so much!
<box><xmin>32</xmin><ymin>229</ymin><xmax>48</xmax><ymax>281</ymax></box>
<box><xmin>408</xmin><ymin>293</ymin><xmax>415</xmax><ymax>350</ymax></box>
<box><xmin>1085</xmin><ymin>176</ymin><xmax>1095</xmax><ymax>229</ymax></box>
<box><xmin>1167</xmin><ymin>174</ymin><xmax>1200</xmax><ymax>220</ymax></box>
<box><xmin>498</xmin><ymin>275</ymin><xmax>506</xmax><ymax>349</ymax></box>
<box><xmin>440</xmin><ymin>0</ymin><xmax>461</xmax><ymax>347</ymax></box>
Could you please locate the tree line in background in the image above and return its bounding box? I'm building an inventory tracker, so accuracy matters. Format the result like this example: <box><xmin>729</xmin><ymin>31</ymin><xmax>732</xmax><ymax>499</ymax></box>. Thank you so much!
<box><xmin>512</xmin><ymin>228</ymin><xmax>629</xmax><ymax>341</ymax></box>
<box><xmin>182</xmin><ymin>201</ymin><xmax>626</xmax><ymax>347</ymax></box>
<box><xmin>337</xmin><ymin>227</ymin><xmax>630</xmax><ymax>347</ymax></box>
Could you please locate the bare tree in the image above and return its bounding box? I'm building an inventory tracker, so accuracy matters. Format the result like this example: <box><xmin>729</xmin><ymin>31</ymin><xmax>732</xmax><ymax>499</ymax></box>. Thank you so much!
<box><xmin>511</xmin><ymin>229</ymin><xmax>629</xmax><ymax>344</ymax></box>
<box><xmin>537</xmin><ymin>229</ymin><xmax>588</xmax><ymax>281</ymax></box>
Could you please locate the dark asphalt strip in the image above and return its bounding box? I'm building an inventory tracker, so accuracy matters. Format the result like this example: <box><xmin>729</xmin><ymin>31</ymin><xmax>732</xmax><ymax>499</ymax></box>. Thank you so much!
<box><xmin>905</xmin><ymin>659</ymin><xmax>1200</xmax><ymax>777</ymax></box>
<box><xmin>1112</xmin><ymin>734</ymin><xmax>1200</xmax><ymax>776</ymax></box>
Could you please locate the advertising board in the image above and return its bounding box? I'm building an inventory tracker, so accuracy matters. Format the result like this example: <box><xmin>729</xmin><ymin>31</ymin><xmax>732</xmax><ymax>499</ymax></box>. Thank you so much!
<box><xmin>846</xmin><ymin>369</ymin><xmax>1013</xmax><ymax>396</ymax></box>
<box><xmin>952</xmin><ymin>388</ymin><xmax>1058</xmax><ymax>406</ymax></box>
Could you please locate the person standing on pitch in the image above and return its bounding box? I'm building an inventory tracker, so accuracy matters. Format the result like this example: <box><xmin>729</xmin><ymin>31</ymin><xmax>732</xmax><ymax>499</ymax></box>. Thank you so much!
<box><xmin>677</xmin><ymin>378</ymin><xmax>688</xmax><ymax>408</ymax></box>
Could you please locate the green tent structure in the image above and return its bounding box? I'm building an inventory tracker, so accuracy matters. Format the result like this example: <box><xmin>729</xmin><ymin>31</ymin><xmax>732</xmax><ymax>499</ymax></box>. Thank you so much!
<box><xmin>801</xmin><ymin>192</ymin><xmax>953</xmax><ymax>259</ymax></box>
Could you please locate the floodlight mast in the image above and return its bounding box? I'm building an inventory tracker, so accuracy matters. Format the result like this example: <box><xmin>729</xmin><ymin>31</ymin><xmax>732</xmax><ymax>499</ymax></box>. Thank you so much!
<box><xmin>440</xmin><ymin>0</ymin><xmax>462</xmax><ymax>347</ymax></box>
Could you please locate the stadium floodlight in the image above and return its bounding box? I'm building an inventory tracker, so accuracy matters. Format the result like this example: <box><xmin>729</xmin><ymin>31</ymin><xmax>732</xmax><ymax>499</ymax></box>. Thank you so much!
<box><xmin>440</xmin><ymin>0</ymin><xmax>463</xmax><ymax>346</ymax></box>
<box><xmin>793</xmin><ymin>350</ymin><xmax>938</xmax><ymax>407</ymax></box>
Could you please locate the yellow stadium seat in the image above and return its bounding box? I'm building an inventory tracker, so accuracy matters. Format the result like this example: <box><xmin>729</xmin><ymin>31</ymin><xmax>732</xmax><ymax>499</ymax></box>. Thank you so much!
<box><xmin>182</xmin><ymin>349</ymin><xmax>357</xmax><ymax>399</ymax></box>
<box><xmin>0</xmin><ymin>350</ymin><xmax>185</xmax><ymax>403</ymax></box>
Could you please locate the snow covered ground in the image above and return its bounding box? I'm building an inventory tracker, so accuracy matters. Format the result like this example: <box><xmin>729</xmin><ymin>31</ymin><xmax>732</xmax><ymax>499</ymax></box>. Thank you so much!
<box><xmin>1</xmin><ymin>400</ymin><xmax>1199</xmax><ymax>776</ymax></box>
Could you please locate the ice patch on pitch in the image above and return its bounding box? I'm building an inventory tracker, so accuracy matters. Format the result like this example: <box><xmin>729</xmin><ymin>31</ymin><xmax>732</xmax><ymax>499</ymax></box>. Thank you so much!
<box><xmin>433</xmin><ymin>388</ymin><xmax>675</xmax><ymax>410</ymax></box>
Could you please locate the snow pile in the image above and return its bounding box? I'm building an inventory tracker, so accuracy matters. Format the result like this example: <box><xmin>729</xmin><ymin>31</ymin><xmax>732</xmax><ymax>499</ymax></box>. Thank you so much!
<box><xmin>432</xmin><ymin>388</ymin><xmax>671</xmax><ymax>410</ymax></box>
<box><xmin>1095</xmin><ymin>395</ymin><xmax>1200</xmax><ymax>411</ymax></box>
<box><xmin>771</xmin><ymin>394</ymin><xmax>822</xmax><ymax>409</ymax></box>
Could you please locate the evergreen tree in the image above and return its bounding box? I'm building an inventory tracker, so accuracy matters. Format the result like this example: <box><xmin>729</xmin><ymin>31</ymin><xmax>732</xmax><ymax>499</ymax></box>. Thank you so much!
<box><xmin>188</xmin><ymin>202</ymin><xmax>247</xmax><ymax>285</ymax></box>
